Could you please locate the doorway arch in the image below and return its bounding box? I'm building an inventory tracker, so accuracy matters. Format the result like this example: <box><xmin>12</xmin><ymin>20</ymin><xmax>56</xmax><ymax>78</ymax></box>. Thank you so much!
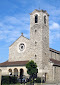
<box><xmin>20</xmin><ymin>68</ymin><xmax>24</xmax><ymax>78</ymax></box>
<box><xmin>9</xmin><ymin>69</ymin><xmax>12</xmax><ymax>75</ymax></box>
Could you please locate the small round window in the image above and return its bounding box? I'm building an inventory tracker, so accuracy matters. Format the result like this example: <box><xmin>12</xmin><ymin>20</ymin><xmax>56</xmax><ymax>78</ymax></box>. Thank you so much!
<box><xmin>19</xmin><ymin>43</ymin><xmax>25</xmax><ymax>51</ymax></box>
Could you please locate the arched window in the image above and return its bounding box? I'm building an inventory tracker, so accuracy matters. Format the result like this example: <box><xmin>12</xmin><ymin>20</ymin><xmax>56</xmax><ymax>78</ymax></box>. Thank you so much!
<box><xmin>44</xmin><ymin>16</ymin><xmax>46</xmax><ymax>24</ymax></box>
<box><xmin>35</xmin><ymin>15</ymin><xmax>38</xmax><ymax>23</ymax></box>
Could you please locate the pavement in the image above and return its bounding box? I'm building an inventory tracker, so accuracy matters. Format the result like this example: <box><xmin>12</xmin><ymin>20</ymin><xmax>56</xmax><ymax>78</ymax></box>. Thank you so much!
<box><xmin>34</xmin><ymin>83</ymin><xmax>60</xmax><ymax>85</ymax></box>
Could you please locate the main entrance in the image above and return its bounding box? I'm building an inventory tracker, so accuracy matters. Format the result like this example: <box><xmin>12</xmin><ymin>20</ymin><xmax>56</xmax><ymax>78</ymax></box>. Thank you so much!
<box><xmin>20</xmin><ymin>69</ymin><xmax>24</xmax><ymax>78</ymax></box>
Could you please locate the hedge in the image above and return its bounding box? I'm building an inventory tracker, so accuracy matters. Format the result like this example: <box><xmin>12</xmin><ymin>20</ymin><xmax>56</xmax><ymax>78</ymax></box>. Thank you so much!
<box><xmin>2</xmin><ymin>76</ymin><xmax>18</xmax><ymax>84</ymax></box>
<box><xmin>35</xmin><ymin>77</ymin><xmax>41</xmax><ymax>83</ymax></box>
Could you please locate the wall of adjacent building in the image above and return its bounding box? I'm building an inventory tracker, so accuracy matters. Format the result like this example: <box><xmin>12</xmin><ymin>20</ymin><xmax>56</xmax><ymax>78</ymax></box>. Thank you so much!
<box><xmin>49</xmin><ymin>51</ymin><xmax>60</xmax><ymax>60</ymax></box>
<box><xmin>49</xmin><ymin>50</ymin><xmax>60</xmax><ymax>83</ymax></box>
<box><xmin>52</xmin><ymin>66</ymin><xmax>60</xmax><ymax>83</ymax></box>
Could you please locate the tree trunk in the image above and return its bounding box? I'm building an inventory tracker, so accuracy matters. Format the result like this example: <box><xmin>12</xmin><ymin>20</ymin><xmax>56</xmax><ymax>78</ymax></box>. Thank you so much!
<box><xmin>33</xmin><ymin>77</ymin><xmax>34</xmax><ymax>85</ymax></box>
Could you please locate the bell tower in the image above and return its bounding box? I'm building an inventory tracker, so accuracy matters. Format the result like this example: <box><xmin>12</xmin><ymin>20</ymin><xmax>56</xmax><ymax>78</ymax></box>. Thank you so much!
<box><xmin>30</xmin><ymin>9</ymin><xmax>49</xmax><ymax>76</ymax></box>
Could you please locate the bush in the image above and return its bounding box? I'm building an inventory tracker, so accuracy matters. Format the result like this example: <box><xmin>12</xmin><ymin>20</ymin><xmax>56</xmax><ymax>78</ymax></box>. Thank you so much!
<box><xmin>2</xmin><ymin>76</ymin><xmax>18</xmax><ymax>84</ymax></box>
<box><xmin>2</xmin><ymin>76</ymin><xmax>9</xmax><ymax>84</ymax></box>
<box><xmin>35</xmin><ymin>77</ymin><xmax>41</xmax><ymax>83</ymax></box>
<box><xmin>42</xmin><ymin>79</ymin><xmax>45</xmax><ymax>83</ymax></box>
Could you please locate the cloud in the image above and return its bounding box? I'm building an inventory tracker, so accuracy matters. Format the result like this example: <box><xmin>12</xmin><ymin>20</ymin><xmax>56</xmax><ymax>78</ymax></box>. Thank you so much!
<box><xmin>49</xmin><ymin>30</ymin><xmax>60</xmax><ymax>45</ymax></box>
<box><xmin>0</xmin><ymin>14</ymin><xmax>30</xmax><ymax>42</ymax></box>
<box><xmin>50</xmin><ymin>22</ymin><xmax>60</xmax><ymax>30</ymax></box>
<box><xmin>49</xmin><ymin>21</ymin><xmax>60</xmax><ymax>45</ymax></box>
<box><xmin>49</xmin><ymin>31</ymin><xmax>54</xmax><ymax>44</ymax></box>
<box><xmin>56</xmin><ymin>33</ymin><xmax>60</xmax><ymax>39</ymax></box>
<box><xmin>3</xmin><ymin>16</ymin><xmax>23</xmax><ymax>25</ymax></box>
<box><xmin>49</xmin><ymin>9</ymin><xmax>60</xmax><ymax>16</ymax></box>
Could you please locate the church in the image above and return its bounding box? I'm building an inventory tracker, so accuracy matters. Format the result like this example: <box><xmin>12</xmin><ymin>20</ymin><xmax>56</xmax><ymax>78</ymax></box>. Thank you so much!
<box><xmin>0</xmin><ymin>9</ymin><xmax>60</xmax><ymax>83</ymax></box>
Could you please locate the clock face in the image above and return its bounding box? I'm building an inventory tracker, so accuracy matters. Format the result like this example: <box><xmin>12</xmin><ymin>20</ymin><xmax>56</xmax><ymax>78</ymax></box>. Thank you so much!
<box><xmin>19</xmin><ymin>43</ymin><xmax>25</xmax><ymax>51</ymax></box>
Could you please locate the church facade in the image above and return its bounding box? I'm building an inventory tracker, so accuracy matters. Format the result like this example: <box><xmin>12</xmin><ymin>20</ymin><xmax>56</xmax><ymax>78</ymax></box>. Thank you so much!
<box><xmin>0</xmin><ymin>9</ymin><xmax>60</xmax><ymax>83</ymax></box>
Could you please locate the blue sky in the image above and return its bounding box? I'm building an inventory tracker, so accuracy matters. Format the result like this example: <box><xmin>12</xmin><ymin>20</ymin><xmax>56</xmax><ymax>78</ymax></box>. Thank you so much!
<box><xmin>0</xmin><ymin>0</ymin><xmax>60</xmax><ymax>63</ymax></box>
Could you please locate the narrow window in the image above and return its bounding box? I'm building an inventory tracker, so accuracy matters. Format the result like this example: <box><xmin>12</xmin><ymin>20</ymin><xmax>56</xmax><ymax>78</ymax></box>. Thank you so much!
<box><xmin>35</xmin><ymin>41</ymin><xmax>37</xmax><ymax>46</ymax></box>
<box><xmin>44</xmin><ymin>16</ymin><xmax>46</xmax><ymax>24</ymax></box>
<box><xmin>35</xmin><ymin>30</ymin><xmax>37</xmax><ymax>33</ymax></box>
<box><xmin>35</xmin><ymin>15</ymin><xmax>38</xmax><ymax>23</ymax></box>
<box><xmin>35</xmin><ymin>55</ymin><xmax>37</xmax><ymax>59</ymax></box>
<box><xmin>55</xmin><ymin>67</ymin><xmax>56</xmax><ymax>73</ymax></box>
<box><xmin>35</xmin><ymin>55</ymin><xmax>37</xmax><ymax>57</ymax></box>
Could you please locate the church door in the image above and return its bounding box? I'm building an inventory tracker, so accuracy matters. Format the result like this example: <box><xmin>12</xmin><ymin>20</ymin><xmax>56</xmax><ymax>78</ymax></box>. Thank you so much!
<box><xmin>20</xmin><ymin>69</ymin><xmax>24</xmax><ymax>78</ymax></box>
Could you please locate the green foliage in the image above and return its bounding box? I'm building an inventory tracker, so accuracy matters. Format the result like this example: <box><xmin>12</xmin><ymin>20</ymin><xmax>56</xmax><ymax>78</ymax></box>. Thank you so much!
<box><xmin>35</xmin><ymin>77</ymin><xmax>41</xmax><ymax>83</ymax></box>
<box><xmin>2</xmin><ymin>76</ymin><xmax>18</xmax><ymax>84</ymax></box>
<box><xmin>26</xmin><ymin>60</ymin><xmax>38</xmax><ymax>76</ymax></box>
<box><xmin>2</xmin><ymin>76</ymin><xmax>9</xmax><ymax>84</ymax></box>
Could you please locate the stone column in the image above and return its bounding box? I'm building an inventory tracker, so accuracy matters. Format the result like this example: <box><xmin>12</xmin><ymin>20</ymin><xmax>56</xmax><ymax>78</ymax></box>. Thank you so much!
<box><xmin>12</xmin><ymin>69</ymin><xmax>14</xmax><ymax>76</ymax></box>
<box><xmin>18</xmin><ymin>69</ymin><xmax>20</xmax><ymax>78</ymax></box>
<box><xmin>0</xmin><ymin>70</ymin><xmax>2</xmax><ymax>85</ymax></box>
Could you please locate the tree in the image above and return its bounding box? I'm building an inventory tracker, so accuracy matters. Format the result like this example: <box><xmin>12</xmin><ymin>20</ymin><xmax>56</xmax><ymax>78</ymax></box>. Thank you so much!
<box><xmin>26</xmin><ymin>60</ymin><xmax>38</xmax><ymax>85</ymax></box>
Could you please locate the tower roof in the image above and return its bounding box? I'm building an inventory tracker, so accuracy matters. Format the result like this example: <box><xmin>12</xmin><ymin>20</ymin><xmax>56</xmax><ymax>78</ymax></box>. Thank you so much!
<box><xmin>30</xmin><ymin>9</ymin><xmax>49</xmax><ymax>16</ymax></box>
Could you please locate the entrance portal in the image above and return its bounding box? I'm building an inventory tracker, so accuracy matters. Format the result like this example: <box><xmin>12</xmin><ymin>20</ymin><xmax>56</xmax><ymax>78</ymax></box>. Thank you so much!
<box><xmin>20</xmin><ymin>69</ymin><xmax>24</xmax><ymax>78</ymax></box>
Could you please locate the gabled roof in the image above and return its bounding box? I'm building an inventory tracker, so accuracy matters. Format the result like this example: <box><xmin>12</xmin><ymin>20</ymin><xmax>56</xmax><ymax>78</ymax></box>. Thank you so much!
<box><xmin>50</xmin><ymin>58</ymin><xmax>60</xmax><ymax>66</ymax></box>
<box><xmin>30</xmin><ymin>9</ymin><xmax>49</xmax><ymax>16</ymax></box>
<box><xmin>9</xmin><ymin>34</ymin><xmax>29</xmax><ymax>47</ymax></box>
<box><xmin>0</xmin><ymin>60</ymin><xmax>29</xmax><ymax>67</ymax></box>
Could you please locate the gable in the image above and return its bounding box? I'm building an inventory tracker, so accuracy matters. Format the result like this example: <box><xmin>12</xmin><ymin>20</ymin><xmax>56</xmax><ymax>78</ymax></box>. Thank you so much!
<box><xmin>9</xmin><ymin>35</ymin><xmax>29</xmax><ymax>48</ymax></box>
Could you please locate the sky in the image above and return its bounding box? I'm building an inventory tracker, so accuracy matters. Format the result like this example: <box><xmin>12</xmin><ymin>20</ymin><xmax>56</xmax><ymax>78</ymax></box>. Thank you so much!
<box><xmin>0</xmin><ymin>0</ymin><xmax>60</xmax><ymax>63</ymax></box>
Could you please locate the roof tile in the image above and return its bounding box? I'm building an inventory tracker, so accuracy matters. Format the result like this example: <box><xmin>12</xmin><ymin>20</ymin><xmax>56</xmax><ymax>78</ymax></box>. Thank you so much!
<box><xmin>0</xmin><ymin>60</ymin><xmax>29</xmax><ymax>67</ymax></box>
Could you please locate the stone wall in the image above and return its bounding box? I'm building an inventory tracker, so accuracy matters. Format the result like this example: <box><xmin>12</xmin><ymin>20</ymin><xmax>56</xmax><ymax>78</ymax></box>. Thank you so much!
<box><xmin>47</xmin><ymin>62</ymin><xmax>60</xmax><ymax>83</ymax></box>
<box><xmin>0</xmin><ymin>66</ymin><xmax>28</xmax><ymax>77</ymax></box>
<box><xmin>30</xmin><ymin>9</ymin><xmax>49</xmax><ymax>69</ymax></box>
<box><xmin>53</xmin><ymin>66</ymin><xmax>60</xmax><ymax>83</ymax></box>
<box><xmin>49</xmin><ymin>51</ymin><xmax>60</xmax><ymax>60</ymax></box>
<box><xmin>9</xmin><ymin>36</ymin><xmax>30</xmax><ymax>62</ymax></box>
